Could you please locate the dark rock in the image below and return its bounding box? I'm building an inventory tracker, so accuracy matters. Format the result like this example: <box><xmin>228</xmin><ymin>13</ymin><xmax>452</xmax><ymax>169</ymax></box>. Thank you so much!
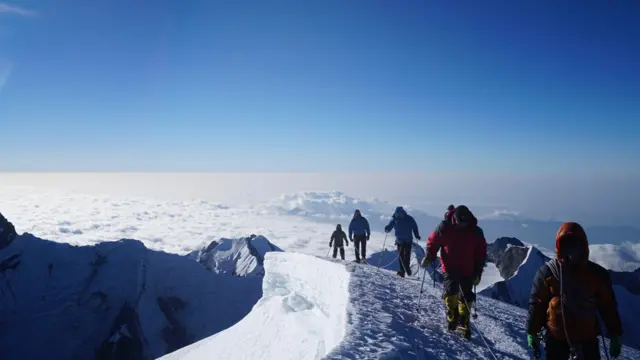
<box><xmin>158</xmin><ymin>296</ymin><xmax>189</xmax><ymax>354</ymax></box>
<box><xmin>95</xmin><ymin>303</ymin><xmax>144</xmax><ymax>360</ymax></box>
<box><xmin>487</xmin><ymin>237</ymin><xmax>525</xmax><ymax>264</ymax></box>
<box><xmin>497</xmin><ymin>246</ymin><xmax>536</xmax><ymax>280</ymax></box>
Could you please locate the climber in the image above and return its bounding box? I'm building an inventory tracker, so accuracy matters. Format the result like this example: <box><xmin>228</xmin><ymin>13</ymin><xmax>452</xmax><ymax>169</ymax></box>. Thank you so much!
<box><xmin>329</xmin><ymin>224</ymin><xmax>349</xmax><ymax>260</ymax></box>
<box><xmin>422</xmin><ymin>205</ymin><xmax>487</xmax><ymax>339</ymax></box>
<box><xmin>444</xmin><ymin>204</ymin><xmax>455</xmax><ymax>221</ymax></box>
<box><xmin>349</xmin><ymin>209</ymin><xmax>370</xmax><ymax>264</ymax></box>
<box><xmin>526</xmin><ymin>222</ymin><xmax>623</xmax><ymax>360</ymax></box>
<box><xmin>384</xmin><ymin>206</ymin><xmax>421</xmax><ymax>278</ymax></box>
<box><xmin>0</xmin><ymin>212</ymin><xmax>17</xmax><ymax>249</ymax></box>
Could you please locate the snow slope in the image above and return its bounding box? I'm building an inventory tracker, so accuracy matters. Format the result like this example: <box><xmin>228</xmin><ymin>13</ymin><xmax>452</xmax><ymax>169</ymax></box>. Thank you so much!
<box><xmin>190</xmin><ymin>235</ymin><xmax>283</xmax><ymax>277</ymax></box>
<box><xmin>164</xmin><ymin>253</ymin><xmax>640</xmax><ymax>360</ymax></box>
<box><xmin>160</xmin><ymin>252</ymin><xmax>350</xmax><ymax>360</ymax></box>
<box><xmin>0</xmin><ymin>233</ymin><xmax>262</xmax><ymax>360</ymax></box>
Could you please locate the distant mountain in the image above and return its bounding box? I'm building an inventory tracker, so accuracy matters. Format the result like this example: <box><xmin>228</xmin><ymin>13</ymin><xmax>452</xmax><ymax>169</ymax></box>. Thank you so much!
<box><xmin>0</xmin><ymin>233</ymin><xmax>263</xmax><ymax>360</ymax></box>
<box><xmin>480</xmin><ymin>246</ymin><xmax>550</xmax><ymax>307</ymax></box>
<box><xmin>189</xmin><ymin>235</ymin><xmax>283</xmax><ymax>277</ymax></box>
<box><xmin>610</xmin><ymin>267</ymin><xmax>640</xmax><ymax>296</ymax></box>
<box><xmin>486</xmin><ymin>237</ymin><xmax>525</xmax><ymax>264</ymax></box>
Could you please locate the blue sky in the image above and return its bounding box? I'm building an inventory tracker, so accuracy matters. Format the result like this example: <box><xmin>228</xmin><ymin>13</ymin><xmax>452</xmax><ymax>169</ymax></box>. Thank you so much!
<box><xmin>0</xmin><ymin>0</ymin><xmax>639</xmax><ymax>172</ymax></box>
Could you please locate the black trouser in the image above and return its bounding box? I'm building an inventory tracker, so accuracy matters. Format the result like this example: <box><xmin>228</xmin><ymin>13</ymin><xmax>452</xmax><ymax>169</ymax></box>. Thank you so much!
<box><xmin>545</xmin><ymin>335</ymin><xmax>600</xmax><ymax>360</ymax></box>
<box><xmin>397</xmin><ymin>243</ymin><xmax>412</xmax><ymax>275</ymax></box>
<box><xmin>442</xmin><ymin>273</ymin><xmax>475</xmax><ymax>303</ymax></box>
<box><xmin>332</xmin><ymin>246</ymin><xmax>345</xmax><ymax>260</ymax></box>
<box><xmin>353</xmin><ymin>235</ymin><xmax>367</xmax><ymax>262</ymax></box>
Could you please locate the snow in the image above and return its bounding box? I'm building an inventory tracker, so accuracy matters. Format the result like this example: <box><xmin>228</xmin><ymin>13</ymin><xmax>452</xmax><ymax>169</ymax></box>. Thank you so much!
<box><xmin>164</xmin><ymin>253</ymin><xmax>640</xmax><ymax>360</ymax></box>
<box><xmin>191</xmin><ymin>235</ymin><xmax>283</xmax><ymax>277</ymax></box>
<box><xmin>160</xmin><ymin>252</ymin><xmax>350</xmax><ymax>360</ymax></box>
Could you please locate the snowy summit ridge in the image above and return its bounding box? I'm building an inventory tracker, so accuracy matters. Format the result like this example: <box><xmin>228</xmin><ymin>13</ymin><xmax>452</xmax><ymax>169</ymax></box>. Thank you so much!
<box><xmin>190</xmin><ymin>235</ymin><xmax>283</xmax><ymax>277</ymax></box>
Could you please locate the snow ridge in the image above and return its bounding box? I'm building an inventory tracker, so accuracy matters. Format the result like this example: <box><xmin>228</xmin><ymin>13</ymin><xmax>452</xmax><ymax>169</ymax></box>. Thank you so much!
<box><xmin>192</xmin><ymin>235</ymin><xmax>283</xmax><ymax>277</ymax></box>
<box><xmin>160</xmin><ymin>252</ymin><xmax>350</xmax><ymax>360</ymax></box>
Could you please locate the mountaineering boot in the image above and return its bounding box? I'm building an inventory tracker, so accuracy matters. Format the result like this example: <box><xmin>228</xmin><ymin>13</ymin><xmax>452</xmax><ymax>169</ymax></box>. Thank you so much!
<box><xmin>444</xmin><ymin>295</ymin><xmax>459</xmax><ymax>331</ymax></box>
<box><xmin>457</xmin><ymin>300</ymin><xmax>472</xmax><ymax>339</ymax></box>
<box><xmin>458</xmin><ymin>301</ymin><xmax>470</xmax><ymax>328</ymax></box>
<box><xmin>457</xmin><ymin>324</ymin><xmax>472</xmax><ymax>340</ymax></box>
<box><xmin>361</xmin><ymin>258</ymin><xmax>367</xmax><ymax>264</ymax></box>
<box><xmin>397</xmin><ymin>270</ymin><xmax>405</xmax><ymax>278</ymax></box>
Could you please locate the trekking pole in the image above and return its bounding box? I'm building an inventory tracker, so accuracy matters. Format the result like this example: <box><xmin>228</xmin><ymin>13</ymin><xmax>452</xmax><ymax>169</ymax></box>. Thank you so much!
<box><xmin>377</xmin><ymin>233</ymin><xmax>388</xmax><ymax>268</ymax></box>
<box><xmin>472</xmin><ymin>285</ymin><xmax>478</xmax><ymax>319</ymax></box>
<box><xmin>325</xmin><ymin>247</ymin><xmax>331</xmax><ymax>257</ymax></box>
<box><xmin>432</xmin><ymin>263</ymin><xmax>436</xmax><ymax>288</ymax></box>
<box><xmin>417</xmin><ymin>267</ymin><xmax>428</xmax><ymax>312</ymax></box>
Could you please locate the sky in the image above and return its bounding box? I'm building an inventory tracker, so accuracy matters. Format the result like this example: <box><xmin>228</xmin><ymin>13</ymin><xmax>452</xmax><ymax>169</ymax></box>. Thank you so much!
<box><xmin>0</xmin><ymin>0</ymin><xmax>638</xmax><ymax>173</ymax></box>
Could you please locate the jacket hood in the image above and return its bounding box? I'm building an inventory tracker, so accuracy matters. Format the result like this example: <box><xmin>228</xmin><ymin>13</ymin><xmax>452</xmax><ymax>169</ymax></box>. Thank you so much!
<box><xmin>452</xmin><ymin>205</ymin><xmax>477</xmax><ymax>227</ymax></box>
<box><xmin>353</xmin><ymin>209</ymin><xmax>361</xmax><ymax>218</ymax></box>
<box><xmin>555</xmin><ymin>222</ymin><xmax>589</xmax><ymax>265</ymax></box>
<box><xmin>336</xmin><ymin>224</ymin><xmax>342</xmax><ymax>231</ymax></box>
<box><xmin>394</xmin><ymin>206</ymin><xmax>407</xmax><ymax>218</ymax></box>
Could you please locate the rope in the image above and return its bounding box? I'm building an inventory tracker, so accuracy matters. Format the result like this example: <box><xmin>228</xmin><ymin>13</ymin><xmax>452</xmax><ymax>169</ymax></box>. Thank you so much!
<box><xmin>377</xmin><ymin>233</ymin><xmax>388</xmax><ymax>268</ymax></box>
<box><xmin>378</xmin><ymin>254</ymin><xmax>400</xmax><ymax>269</ymax></box>
<box><xmin>353</xmin><ymin>237</ymin><xmax>367</xmax><ymax>263</ymax></box>
<box><xmin>412</xmin><ymin>267</ymin><xmax>429</xmax><ymax>358</ymax></box>
<box><xmin>397</xmin><ymin>243</ymin><xmax>412</xmax><ymax>276</ymax></box>
<box><xmin>459</xmin><ymin>284</ymin><xmax>499</xmax><ymax>360</ymax></box>
<box><xmin>602</xmin><ymin>336</ymin><xmax>610</xmax><ymax>360</ymax></box>
<box><xmin>559</xmin><ymin>264</ymin><xmax>578</xmax><ymax>359</ymax></box>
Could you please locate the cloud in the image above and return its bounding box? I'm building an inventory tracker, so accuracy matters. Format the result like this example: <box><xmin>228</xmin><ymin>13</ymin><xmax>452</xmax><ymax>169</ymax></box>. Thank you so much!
<box><xmin>0</xmin><ymin>3</ymin><xmax>37</xmax><ymax>16</ymax></box>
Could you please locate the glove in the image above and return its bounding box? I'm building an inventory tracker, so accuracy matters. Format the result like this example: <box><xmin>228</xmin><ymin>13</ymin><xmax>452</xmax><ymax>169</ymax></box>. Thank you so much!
<box><xmin>366</xmin><ymin>235</ymin><xmax>370</xmax><ymax>241</ymax></box>
<box><xmin>329</xmin><ymin>243</ymin><xmax>332</xmax><ymax>248</ymax></box>
<box><xmin>473</xmin><ymin>276</ymin><xmax>481</xmax><ymax>286</ymax></box>
<box><xmin>416</xmin><ymin>235</ymin><xmax>421</xmax><ymax>241</ymax></box>
<box><xmin>527</xmin><ymin>334</ymin><xmax>541</xmax><ymax>357</ymax></box>
<box><xmin>384</xmin><ymin>225</ymin><xmax>391</xmax><ymax>233</ymax></box>
<box><xmin>345</xmin><ymin>242</ymin><xmax>349</xmax><ymax>247</ymax></box>
<box><xmin>610</xmin><ymin>336</ymin><xmax>622</xmax><ymax>358</ymax></box>
<box><xmin>421</xmin><ymin>257</ymin><xmax>433</xmax><ymax>268</ymax></box>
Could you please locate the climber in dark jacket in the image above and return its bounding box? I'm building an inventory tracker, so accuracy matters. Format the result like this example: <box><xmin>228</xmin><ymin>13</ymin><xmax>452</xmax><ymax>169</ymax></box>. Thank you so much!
<box><xmin>526</xmin><ymin>222</ymin><xmax>623</xmax><ymax>360</ymax></box>
<box><xmin>329</xmin><ymin>224</ymin><xmax>349</xmax><ymax>260</ymax></box>
<box><xmin>349</xmin><ymin>209</ymin><xmax>370</xmax><ymax>263</ymax></box>
<box><xmin>0</xmin><ymin>212</ymin><xmax>17</xmax><ymax>249</ymax></box>
<box><xmin>384</xmin><ymin>207</ymin><xmax>421</xmax><ymax>277</ymax></box>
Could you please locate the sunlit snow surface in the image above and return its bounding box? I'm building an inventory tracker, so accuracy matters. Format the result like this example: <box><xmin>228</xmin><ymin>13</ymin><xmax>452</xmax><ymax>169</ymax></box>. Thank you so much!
<box><xmin>162</xmin><ymin>252</ymin><xmax>640</xmax><ymax>360</ymax></box>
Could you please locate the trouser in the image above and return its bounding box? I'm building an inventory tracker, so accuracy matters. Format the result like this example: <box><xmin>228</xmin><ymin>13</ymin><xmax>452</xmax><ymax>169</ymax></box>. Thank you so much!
<box><xmin>353</xmin><ymin>235</ymin><xmax>367</xmax><ymax>262</ymax></box>
<box><xmin>396</xmin><ymin>243</ymin><xmax>412</xmax><ymax>275</ymax></box>
<box><xmin>332</xmin><ymin>246</ymin><xmax>345</xmax><ymax>260</ymax></box>
<box><xmin>442</xmin><ymin>273</ymin><xmax>475</xmax><ymax>328</ymax></box>
<box><xmin>545</xmin><ymin>335</ymin><xmax>600</xmax><ymax>360</ymax></box>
